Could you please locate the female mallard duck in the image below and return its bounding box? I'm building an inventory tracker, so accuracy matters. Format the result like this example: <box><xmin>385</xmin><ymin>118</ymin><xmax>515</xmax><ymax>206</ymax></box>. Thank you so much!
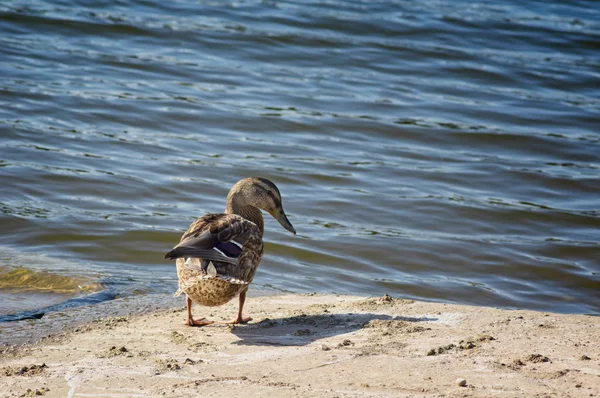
<box><xmin>164</xmin><ymin>177</ymin><xmax>296</xmax><ymax>326</ymax></box>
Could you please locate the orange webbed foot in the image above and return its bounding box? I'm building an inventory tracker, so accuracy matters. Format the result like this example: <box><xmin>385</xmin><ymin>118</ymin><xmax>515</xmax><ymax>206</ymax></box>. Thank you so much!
<box><xmin>221</xmin><ymin>316</ymin><xmax>252</xmax><ymax>325</ymax></box>
<box><xmin>185</xmin><ymin>317</ymin><xmax>214</xmax><ymax>327</ymax></box>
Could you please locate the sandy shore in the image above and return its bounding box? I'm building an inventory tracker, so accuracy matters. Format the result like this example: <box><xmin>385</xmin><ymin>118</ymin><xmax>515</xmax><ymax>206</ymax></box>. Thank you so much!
<box><xmin>1</xmin><ymin>293</ymin><xmax>598</xmax><ymax>397</ymax></box>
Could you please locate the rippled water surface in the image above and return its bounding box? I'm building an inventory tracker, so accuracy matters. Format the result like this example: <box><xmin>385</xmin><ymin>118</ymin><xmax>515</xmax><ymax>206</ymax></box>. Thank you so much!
<box><xmin>1</xmin><ymin>0</ymin><xmax>599</xmax><ymax>318</ymax></box>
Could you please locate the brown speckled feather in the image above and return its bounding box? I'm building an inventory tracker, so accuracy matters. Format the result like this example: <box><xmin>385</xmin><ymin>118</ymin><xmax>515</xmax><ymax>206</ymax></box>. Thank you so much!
<box><xmin>173</xmin><ymin>213</ymin><xmax>264</xmax><ymax>307</ymax></box>
<box><xmin>183</xmin><ymin>213</ymin><xmax>254</xmax><ymax>243</ymax></box>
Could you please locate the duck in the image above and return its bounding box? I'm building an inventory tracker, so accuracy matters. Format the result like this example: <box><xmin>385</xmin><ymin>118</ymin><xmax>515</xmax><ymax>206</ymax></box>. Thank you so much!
<box><xmin>164</xmin><ymin>177</ymin><xmax>296</xmax><ymax>326</ymax></box>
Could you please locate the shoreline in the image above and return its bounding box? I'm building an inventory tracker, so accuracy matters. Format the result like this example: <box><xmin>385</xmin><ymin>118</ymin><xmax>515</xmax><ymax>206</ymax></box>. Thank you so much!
<box><xmin>1</xmin><ymin>293</ymin><xmax>599</xmax><ymax>397</ymax></box>
<box><xmin>0</xmin><ymin>289</ymin><xmax>283</xmax><ymax>349</ymax></box>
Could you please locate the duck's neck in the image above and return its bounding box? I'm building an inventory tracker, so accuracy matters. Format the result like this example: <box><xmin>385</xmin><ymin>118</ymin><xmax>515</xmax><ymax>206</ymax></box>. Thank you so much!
<box><xmin>225</xmin><ymin>196</ymin><xmax>264</xmax><ymax>236</ymax></box>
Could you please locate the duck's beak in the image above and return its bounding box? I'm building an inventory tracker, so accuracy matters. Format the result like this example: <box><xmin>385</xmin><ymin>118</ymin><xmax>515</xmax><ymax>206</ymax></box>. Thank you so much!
<box><xmin>269</xmin><ymin>208</ymin><xmax>296</xmax><ymax>235</ymax></box>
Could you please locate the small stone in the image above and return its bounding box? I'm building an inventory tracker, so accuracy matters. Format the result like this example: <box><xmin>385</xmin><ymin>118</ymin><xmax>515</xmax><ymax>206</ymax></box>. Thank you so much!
<box><xmin>456</xmin><ymin>378</ymin><xmax>467</xmax><ymax>387</ymax></box>
<box><xmin>459</xmin><ymin>340</ymin><xmax>476</xmax><ymax>350</ymax></box>
<box><xmin>321</xmin><ymin>345</ymin><xmax>331</xmax><ymax>351</ymax></box>
<box><xmin>524</xmin><ymin>354</ymin><xmax>550</xmax><ymax>363</ymax></box>
<box><xmin>476</xmin><ymin>334</ymin><xmax>495</xmax><ymax>342</ymax></box>
<box><xmin>579</xmin><ymin>355</ymin><xmax>591</xmax><ymax>361</ymax></box>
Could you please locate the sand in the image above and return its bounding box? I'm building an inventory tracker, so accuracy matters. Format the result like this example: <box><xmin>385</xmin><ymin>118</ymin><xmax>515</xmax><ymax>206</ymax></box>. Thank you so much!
<box><xmin>1</xmin><ymin>293</ymin><xmax>599</xmax><ymax>397</ymax></box>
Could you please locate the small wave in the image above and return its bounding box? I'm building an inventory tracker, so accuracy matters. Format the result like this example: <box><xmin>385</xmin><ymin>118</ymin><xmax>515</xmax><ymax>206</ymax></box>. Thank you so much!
<box><xmin>0</xmin><ymin>290</ymin><xmax>117</xmax><ymax>323</ymax></box>
<box><xmin>0</xmin><ymin>266</ymin><xmax>102</xmax><ymax>294</ymax></box>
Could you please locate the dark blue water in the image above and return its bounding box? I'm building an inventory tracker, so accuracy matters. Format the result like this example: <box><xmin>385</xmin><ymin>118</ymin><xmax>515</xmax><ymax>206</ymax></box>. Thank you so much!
<box><xmin>1</xmin><ymin>0</ymin><xmax>599</xmax><ymax>319</ymax></box>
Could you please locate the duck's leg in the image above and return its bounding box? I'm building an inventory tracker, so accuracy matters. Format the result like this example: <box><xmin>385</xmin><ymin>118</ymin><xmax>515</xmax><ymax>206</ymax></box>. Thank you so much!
<box><xmin>185</xmin><ymin>296</ymin><xmax>213</xmax><ymax>327</ymax></box>
<box><xmin>225</xmin><ymin>289</ymin><xmax>252</xmax><ymax>324</ymax></box>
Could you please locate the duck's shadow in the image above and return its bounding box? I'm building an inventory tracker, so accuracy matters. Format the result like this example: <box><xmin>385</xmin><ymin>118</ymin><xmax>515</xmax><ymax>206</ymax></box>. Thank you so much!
<box><xmin>231</xmin><ymin>312</ymin><xmax>437</xmax><ymax>347</ymax></box>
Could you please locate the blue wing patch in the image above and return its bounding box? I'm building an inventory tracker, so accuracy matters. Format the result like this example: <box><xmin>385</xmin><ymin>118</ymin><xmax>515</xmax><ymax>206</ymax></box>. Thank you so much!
<box><xmin>214</xmin><ymin>241</ymin><xmax>242</xmax><ymax>258</ymax></box>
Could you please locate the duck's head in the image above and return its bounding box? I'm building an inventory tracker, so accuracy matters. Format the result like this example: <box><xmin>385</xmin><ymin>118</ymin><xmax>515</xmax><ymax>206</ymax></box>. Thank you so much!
<box><xmin>226</xmin><ymin>177</ymin><xmax>296</xmax><ymax>235</ymax></box>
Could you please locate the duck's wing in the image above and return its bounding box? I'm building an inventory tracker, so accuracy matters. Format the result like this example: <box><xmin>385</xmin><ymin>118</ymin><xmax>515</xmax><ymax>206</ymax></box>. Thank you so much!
<box><xmin>164</xmin><ymin>213</ymin><xmax>258</xmax><ymax>265</ymax></box>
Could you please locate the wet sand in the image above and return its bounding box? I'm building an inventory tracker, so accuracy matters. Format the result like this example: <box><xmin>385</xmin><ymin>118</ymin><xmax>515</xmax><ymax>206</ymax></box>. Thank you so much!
<box><xmin>1</xmin><ymin>294</ymin><xmax>599</xmax><ymax>397</ymax></box>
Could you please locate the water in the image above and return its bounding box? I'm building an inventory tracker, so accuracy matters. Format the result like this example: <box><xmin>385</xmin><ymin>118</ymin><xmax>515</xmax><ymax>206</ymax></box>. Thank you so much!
<box><xmin>1</xmin><ymin>0</ymin><xmax>599</xmax><ymax>320</ymax></box>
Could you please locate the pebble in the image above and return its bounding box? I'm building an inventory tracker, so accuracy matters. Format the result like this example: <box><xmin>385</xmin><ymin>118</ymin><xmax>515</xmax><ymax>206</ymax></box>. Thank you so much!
<box><xmin>456</xmin><ymin>378</ymin><xmax>467</xmax><ymax>387</ymax></box>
